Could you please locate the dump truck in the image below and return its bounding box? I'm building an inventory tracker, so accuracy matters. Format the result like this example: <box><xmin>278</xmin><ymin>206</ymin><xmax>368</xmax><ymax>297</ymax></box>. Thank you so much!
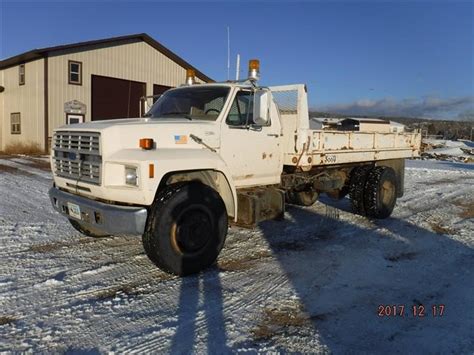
<box><xmin>49</xmin><ymin>60</ymin><xmax>422</xmax><ymax>275</ymax></box>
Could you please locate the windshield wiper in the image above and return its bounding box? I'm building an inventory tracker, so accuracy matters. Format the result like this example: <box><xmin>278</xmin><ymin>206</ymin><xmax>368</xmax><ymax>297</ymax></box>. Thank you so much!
<box><xmin>190</xmin><ymin>134</ymin><xmax>216</xmax><ymax>152</ymax></box>
<box><xmin>160</xmin><ymin>112</ymin><xmax>193</xmax><ymax>120</ymax></box>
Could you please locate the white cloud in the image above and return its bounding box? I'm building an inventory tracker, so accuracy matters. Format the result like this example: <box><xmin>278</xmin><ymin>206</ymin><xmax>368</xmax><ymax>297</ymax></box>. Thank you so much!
<box><xmin>315</xmin><ymin>96</ymin><xmax>474</xmax><ymax>119</ymax></box>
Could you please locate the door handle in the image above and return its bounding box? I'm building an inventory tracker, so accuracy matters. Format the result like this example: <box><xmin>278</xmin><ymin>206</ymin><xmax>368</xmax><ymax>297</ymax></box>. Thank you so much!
<box><xmin>267</xmin><ymin>133</ymin><xmax>279</xmax><ymax>137</ymax></box>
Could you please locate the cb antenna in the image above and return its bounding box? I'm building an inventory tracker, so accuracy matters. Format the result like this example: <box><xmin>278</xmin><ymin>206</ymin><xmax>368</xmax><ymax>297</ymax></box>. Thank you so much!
<box><xmin>235</xmin><ymin>54</ymin><xmax>240</xmax><ymax>80</ymax></box>
<box><xmin>227</xmin><ymin>26</ymin><xmax>230</xmax><ymax>80</ymax></box>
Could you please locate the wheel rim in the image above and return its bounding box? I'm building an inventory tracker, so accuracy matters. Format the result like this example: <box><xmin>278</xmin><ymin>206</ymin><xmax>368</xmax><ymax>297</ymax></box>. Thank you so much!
<box><xmin>381</xmin><ymin>180</ymin><xmax>395</xmax><ymax>206</ymax></box>
<box><xmin>171</xmin><ymin>206</ymin><xmax>212</xmax><ymax>254</ymax></box>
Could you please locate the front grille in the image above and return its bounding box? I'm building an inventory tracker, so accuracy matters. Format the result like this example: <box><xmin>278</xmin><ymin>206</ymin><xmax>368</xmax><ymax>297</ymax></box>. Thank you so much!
<box><xmin>53</xmin><ymin>131</ymin><xmax>102</xmax><ymax>185</ymax></box>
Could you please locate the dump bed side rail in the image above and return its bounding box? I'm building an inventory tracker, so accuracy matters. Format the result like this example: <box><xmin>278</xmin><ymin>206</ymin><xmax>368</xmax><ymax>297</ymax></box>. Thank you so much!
<box><xmin>284</xmin><ymin>130</ymin><xmax>422</xmax><ymax>167</ymax></box>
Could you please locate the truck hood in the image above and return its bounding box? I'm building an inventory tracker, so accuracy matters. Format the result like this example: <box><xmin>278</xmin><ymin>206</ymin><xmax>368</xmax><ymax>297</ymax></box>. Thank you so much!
<box><xmin>55</xmin><ymin>117</ymin><xmax>220</xmax><ymax>156</ymax></box>
<box><xmin>61</xmin><ymin>117</ymin><xmax>207</xmax><ymax>129</ymax></box>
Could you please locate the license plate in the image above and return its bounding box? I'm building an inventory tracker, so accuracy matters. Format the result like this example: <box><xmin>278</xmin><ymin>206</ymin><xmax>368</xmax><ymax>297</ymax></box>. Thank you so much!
<box><xmin>67</xmin><ymin>202</ymin><xmax>81</xmax><ymax>220</ymax></box>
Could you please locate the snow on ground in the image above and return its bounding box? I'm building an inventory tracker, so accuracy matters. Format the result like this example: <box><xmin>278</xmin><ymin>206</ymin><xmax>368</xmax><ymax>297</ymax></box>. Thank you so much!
<box><xmin>0</xmin><ymin>157</ymin><xmax>473</xmax><ymax>353</ymax></box>
<box><xmin>422</xmin><ymin>139</ymin><xmax>474</xmax><ymax>162</ymax></box>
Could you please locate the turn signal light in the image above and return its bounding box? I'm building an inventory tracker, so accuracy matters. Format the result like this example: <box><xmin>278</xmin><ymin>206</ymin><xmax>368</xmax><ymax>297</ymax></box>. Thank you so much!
<box><xmin>139</xmin><ymin>138</ymin><xmax>154</xmax><ymax>150</ymax></box>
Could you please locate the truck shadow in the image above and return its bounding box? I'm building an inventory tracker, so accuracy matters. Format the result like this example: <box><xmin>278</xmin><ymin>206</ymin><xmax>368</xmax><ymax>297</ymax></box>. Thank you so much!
<box><xmin>168</xmin><ymin>200</ymin><xmax>473</xmax><ymax>353</ymax></box>
<box><xmin>169</xmin><ymin>264</ymin><xmax>228</xmax><ymax>353</ymax></box>
<box><xmin>255</xmin><ymin>203</ymin><xmax>473</xmax><ymax>352</ymax></box>
<box><xmin>318</xmin><ymin>194</ymin><xmax>353</xmax><ymax>212</ymax></box>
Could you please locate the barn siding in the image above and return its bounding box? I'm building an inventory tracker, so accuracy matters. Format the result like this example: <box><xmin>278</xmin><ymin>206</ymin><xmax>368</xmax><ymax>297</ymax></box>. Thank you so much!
<box><xmin>0</xmin><ymin>59</ymin><xmax>45</xmax><ymax>150</ymax></box>
<box><xmin>0</xmin><ymin>37</ymin><xmax>208</xmax><ymax>151</ymax></box>
<box><xmin>0</xmin><ymin>70</ymin><xmax>3</xmax><ymax>149</ymax></box>
<box><xmin>47</xmin><ymin>40</ymin><xmax>204</xmax><ymax>138</ymax></box>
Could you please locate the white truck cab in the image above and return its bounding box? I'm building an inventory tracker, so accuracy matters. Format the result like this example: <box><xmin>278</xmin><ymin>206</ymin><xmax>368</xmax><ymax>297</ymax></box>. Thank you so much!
<box><xmin>49</xmin><ymin>60</ymin><xmax>421</xmax><ymax>275</ymax></box>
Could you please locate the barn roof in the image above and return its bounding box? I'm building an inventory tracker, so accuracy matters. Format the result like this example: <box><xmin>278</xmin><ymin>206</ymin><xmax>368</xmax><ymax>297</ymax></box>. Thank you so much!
<box><xmin>0</xmin><ymin>33</ymin><xmax>212</xmax><ymax>82</ymax></box>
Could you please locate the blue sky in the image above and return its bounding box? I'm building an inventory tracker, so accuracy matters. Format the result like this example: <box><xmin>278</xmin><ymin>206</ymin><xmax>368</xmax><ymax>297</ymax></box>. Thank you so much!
<box><xmin>1</xmin><ymin>1</ymin><xmax>473</xmax><ymax>119</ymax></box>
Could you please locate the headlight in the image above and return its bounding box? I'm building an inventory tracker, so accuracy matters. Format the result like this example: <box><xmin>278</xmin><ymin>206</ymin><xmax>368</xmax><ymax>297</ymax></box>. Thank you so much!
<box><xmin>125</xmin><ymin>166</ymin><xmax>138</xmax><ymax>186</ymax></box>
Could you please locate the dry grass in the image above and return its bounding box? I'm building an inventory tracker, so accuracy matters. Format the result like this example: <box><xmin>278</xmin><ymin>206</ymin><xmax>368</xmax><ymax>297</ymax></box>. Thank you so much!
<box><xmin>252</xmin><ymin>303</ymin><xmax>311</xmax><ymax>341</ymax></box>
<box><xmin>218</xmin><ymin>250</ymin><xmax>272</xmax><ymax>272</ymax></box>
<box><xmin>19</xmin><ymin>157</ymin><xmax>51</xmax><ymax>172</ymax></box>
<box><xmin>0</xmin><ymin>142</ymin><xmax>44</xmax><ymax>156</ymax></box>
<box><xmin>29</xmin><ymin>238</ymin><xmax>97</xmax><ymax>253</ymax></box>
<box><xmin>94</xmin><ymin>284</ymin><xmax>142</xmax><ymax>300</ymax></box>
<box><xmin>424</xmin><ymin>178</ymin><xmax>459</xmax><ymax>186</ymax></box>
<box><xmin>452</xmin><ymin>200</ymin><xmax>474</xmax><ymax>219</ymax></box>
<box><xmin>252</xmin><ymin>301</ymin><xmax>329</xmax><ymax>341</ymax></box>
<box><xmin>0</xmin><ymin>164</ymin><xmax>33</xmax><ymax>176</ymax></box>
<box><xmin>0</xmin><ymin>315</ymin><xmax>17</xmax><ymax>326</ymax></box>
<box><xmin>93</xmin><ymin>273</ymin><xmax>173</xmax><ymax>300</ymax></box>
<box><xmin>0</xmin><ymin>164</ymin><xmax>20</xmax><ymax>174</ymax></box>
<box><xmin>429</xmin><ymin>221</ymin><xmax>456</xmax><ymax>235</ymax></box>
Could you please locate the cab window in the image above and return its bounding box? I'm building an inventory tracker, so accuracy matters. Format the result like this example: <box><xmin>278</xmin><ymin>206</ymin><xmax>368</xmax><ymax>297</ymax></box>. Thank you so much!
<box><xmin>146</xmin><ymin>86</ymin><xmax>230</xmax><ymax>121</ymax></box>
<box><xmin>226</xmin><ymin>91</ymin><xmax>253</xmax><ymax>126</ymax></box>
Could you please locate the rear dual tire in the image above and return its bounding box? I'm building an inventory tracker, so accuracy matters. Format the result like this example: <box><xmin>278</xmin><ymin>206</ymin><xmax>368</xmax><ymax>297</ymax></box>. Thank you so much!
<box><xmin>349</xmin><ymin>166</ymin><xmax>397</xmax><ymax>219</ymax></box>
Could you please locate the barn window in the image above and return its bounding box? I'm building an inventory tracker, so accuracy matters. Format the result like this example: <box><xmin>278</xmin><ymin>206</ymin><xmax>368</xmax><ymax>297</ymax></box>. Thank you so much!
<box><xmin>11</xmin><ymin>113</ymin><xmax>21</xmax><ymax>134</ymax></box>
<box><xmin>19</xmin><ymin>64</ymin><xmax>25</xmax><ymax>85</ymax></box>
<box><xmin>68</xmin><ymin>60</ymin><xmax>82</xmax><ymax>85</ymax></box>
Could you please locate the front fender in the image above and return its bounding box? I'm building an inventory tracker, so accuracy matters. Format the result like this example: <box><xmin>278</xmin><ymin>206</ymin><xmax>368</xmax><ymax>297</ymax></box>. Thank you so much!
<box><xmin>107</xmin><ymin>148</ymin><xmax>238</xmax><ymax>216</ymax></box>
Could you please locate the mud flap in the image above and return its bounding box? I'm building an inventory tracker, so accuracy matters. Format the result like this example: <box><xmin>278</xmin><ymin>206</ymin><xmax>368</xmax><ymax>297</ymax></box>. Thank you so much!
<box><xmin>376</xmin><ymin>159</ymin><xmax>405</xmax><ymax>197</ymax></box>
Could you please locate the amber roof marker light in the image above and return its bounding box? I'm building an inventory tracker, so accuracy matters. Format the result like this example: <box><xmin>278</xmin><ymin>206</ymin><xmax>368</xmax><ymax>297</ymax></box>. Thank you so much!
<box><xmin>248</xmin><ymin>59</ymin><xmax>260</xmax><ymax>81</ymax></box>
<box><xmin>186</xmin><ymin>69</ymin><xmax>196</xmax><ymax>85</ymax></box>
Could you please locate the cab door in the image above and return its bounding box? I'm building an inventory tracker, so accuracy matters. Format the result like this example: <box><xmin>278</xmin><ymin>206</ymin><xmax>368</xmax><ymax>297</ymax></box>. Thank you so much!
<box><xmin>219</xmin><ymin>89</ymin><xmax>282</xmax><ymax>187</ymax></box>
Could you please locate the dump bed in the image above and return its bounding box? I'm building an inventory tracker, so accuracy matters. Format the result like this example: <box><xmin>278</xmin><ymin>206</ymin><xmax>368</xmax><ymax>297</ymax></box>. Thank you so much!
<box><xmin>270</xmin><ymin>84</ymin><xmax>422</xmax><ymax>169</ymax></box>
<box><xmin>305</xmin><ymin>129</ymin><xmax>421</xmax><ymax>166</ymax></box>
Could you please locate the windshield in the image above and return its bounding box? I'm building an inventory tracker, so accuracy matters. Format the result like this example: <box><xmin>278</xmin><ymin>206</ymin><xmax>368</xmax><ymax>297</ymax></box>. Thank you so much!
<box><xmin>145</xmin><ymin>86</ymin><xmax>230</xmax><ymax>121</ymax></box>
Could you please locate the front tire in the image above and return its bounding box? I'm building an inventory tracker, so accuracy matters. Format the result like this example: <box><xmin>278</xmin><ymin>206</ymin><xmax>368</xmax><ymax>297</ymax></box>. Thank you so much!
<box><xmin>143</xmin><ymin>182</ymin><xmax>228</xmax><ymax>276</ymax></box>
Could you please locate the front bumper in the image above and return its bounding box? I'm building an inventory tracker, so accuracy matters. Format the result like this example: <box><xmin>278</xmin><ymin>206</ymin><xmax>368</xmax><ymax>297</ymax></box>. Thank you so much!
<box><xmin>49</xmin><ymin>186</ymin><xmax>148</xmax><ymax>235</ymax></box>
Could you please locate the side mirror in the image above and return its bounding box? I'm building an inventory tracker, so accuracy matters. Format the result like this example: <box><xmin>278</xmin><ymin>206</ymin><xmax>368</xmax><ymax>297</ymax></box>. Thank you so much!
<box><xmin>253</xmin><ymin>90</ymin><xmax>271</xmax><ymax>126</ymax></box>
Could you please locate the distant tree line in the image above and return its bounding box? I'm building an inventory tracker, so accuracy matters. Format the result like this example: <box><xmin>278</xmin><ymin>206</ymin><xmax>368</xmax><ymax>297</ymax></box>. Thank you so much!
<box><xmin>309</xmin><ymin>111</ymin><xmax>474</xmax><ymax>140</ymax></box>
